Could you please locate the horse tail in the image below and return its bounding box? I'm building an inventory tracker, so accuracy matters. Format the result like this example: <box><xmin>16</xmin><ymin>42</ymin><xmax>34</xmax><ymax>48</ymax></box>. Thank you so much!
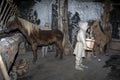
<box><xmin>61</xmin><ymin>31</ymin><xmax>73</xmax><ymax>56</ymax></box>
<box><xmin>56</xmin><ymin>29</ymin><xmax>65</xmax><ymax>48</ymax></box>
<box><xmin>62</xmin><ymin>32</ymin><xmax>65</xmax><ymax>48</ymax></box>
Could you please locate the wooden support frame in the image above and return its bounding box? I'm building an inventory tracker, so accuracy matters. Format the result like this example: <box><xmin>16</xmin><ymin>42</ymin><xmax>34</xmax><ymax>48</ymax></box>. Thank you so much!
<box><xmin>0</xmin><ymin>0</ymin><xmax>18</xmax><ymax>31</ymax></box>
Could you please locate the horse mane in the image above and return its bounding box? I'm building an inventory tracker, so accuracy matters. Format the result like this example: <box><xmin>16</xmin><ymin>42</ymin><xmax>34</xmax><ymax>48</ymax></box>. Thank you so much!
<box><xmin>18</xmin><ymin>17</ymin><xmax>40</xmax><ymax>35</ymax></box>
<box><xmin>98</xmin><ymin>21</ymin><xmax>105</xmax><ymax>34</ymax></box>
<box><xmin>90</xmin><ymin>19</ymin><xmax>105</xmax><ymax>34</ymax></box>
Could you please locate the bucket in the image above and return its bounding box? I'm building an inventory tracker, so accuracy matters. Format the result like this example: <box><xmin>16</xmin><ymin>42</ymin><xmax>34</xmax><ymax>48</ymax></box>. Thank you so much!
<box><xmin>86</xmin><ymin>38</ymin><xmax>95</xmax><ymax>50</ymax></box>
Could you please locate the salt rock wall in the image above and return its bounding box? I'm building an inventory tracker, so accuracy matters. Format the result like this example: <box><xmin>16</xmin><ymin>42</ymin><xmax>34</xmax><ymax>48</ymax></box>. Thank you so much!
<box><xmin>19</xmin><ymin>0</ymin><xmax>103</xmax><ymax>29</ymax></box>
<box><xmin>68</xmin><ymin>1</ymin><xmax>104</xmax><ymax>22</ymax></box>
<box><xmin>32</xmin><ymin>0</ymin><xmax>52</xmax><ymax>28</ymax></box>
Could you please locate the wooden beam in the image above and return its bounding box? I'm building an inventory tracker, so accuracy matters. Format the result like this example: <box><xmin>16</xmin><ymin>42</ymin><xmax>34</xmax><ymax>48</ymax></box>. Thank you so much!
<box><xmin>0</xmin><ymin>2</ymin><xmax>8</xmax><ymax>20</ymax></box>
<box><xmin>0</xmin><ymin>0</ymin><xmax>4</xmax><ymax>13</ymax></box>
<box><xmin>58</xmin><ymin>0</ymin><xmax>73</xmax><ymax>55</ymax></box>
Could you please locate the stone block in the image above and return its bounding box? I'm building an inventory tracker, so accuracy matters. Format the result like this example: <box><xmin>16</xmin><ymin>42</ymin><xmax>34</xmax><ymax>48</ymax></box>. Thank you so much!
<box><xmin>0</xmin><ymin>33</ymin><xmax>25</xmax><ymax>79</ymax></box>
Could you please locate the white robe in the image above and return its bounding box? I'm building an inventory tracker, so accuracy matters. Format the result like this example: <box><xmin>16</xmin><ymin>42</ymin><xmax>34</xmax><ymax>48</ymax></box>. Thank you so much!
<box><xmin>73</xmin><ymin>22</ymin><xmax>88</xmax><ymax>65</ymax></box>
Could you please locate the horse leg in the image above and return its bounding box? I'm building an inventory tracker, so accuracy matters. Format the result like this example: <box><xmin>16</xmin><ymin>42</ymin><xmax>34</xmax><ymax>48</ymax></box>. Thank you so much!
<box><xmin>56</xmin><ymin>41</ymin><xmax>64</xmax><ymax>59</ymax></box>
<box><xmin>106</xmin><ymin>43</ymin><xmax>110</xmax><ymax>55</ymax></box>
<box><xmin>104</xmin><ymin>42</ymin><xmax>110</xmax><ymax>56</ymax></box>
<box><xmin>55</xmin><ymin>47</ymin><xmax>60</xmax><ymax>58</ymax></box>
<box><xmin>104</xmin><ymin>43</ymin><xmax>109</xmax><ymax>56</ymax></box>
<box><xmin>31</xmin><ymin>44</ymin><xmax>37</xmax><ymax>63</ymax></box>
<box><xmin>93</xmin><ymin>44</ymin><xmax>97</xmax><ymax>57</ymax></box>
<box><xmin>59</xmin><ymin>45</ymin><xmax>64</xmax><ymax>59</ymax></box>
<box><xmin>98</xmin><ymin>46</ymin><xmax>103</xmax><ymax>61</ymax></box>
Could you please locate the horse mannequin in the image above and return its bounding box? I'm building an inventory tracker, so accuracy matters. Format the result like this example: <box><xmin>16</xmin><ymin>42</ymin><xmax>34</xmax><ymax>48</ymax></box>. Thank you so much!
<box><xmin>90</xmin><ymin>19</ymin><xmax>111</xmax><ymax>61</ymax></box>
<box><xmin>4</xmin><ymin>15</ymin><xmax>65</xmax><ymax>63</ymax></box>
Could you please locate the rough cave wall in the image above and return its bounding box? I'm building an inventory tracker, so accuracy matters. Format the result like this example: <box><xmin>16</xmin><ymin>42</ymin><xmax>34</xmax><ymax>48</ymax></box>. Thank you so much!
<box><xmin>18</xmin><ymin>0</ymin><xmax>52</xmax><ymax>29</ymax></box>
<box><xmin>18</xmin><ymin>0</ymin><xmax>103</xmax><ymax>28</ymax></box>
<box><xmin>68</xmin><ymin>1</ymin><xmax>103</xmax><ymax>22</ymax></box>
<box><xmin>31</xmin><ymin>0</ymin><xmax>52</xmax><ymax>29</ymax></box>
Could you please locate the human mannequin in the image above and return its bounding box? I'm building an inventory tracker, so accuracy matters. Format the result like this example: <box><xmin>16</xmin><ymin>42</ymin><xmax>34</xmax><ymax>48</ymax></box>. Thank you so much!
<box><xmin>41</xmin><ymin>23</ymin><xmax>50</xmax><ymax>57</ymax></box>
<box><xmin>73</xmin><ymin>22</ymin><xmax>89</xmax><ymax>70</ymax></box>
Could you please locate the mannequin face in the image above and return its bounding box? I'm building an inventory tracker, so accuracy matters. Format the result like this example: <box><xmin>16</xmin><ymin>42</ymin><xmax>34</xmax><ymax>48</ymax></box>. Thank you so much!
<box><xmin>81</xmin><ymin>22</ymin><xmax>88</xmax><ymax>31</ymax></box>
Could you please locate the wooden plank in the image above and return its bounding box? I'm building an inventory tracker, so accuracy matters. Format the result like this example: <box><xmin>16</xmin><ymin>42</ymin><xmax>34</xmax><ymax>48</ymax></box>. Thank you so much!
<box><xmin>3</xmin><ymin>4</ymin><xmax>11</xmax><ymax>24</ymax></box>
<box><xmin>112</xmin><ymin>38</ymin><xmax>120</xmax><ymax>42</ymax></box>
<box><xmin>0</xmin><ymin>0</ymin><xmax>5</xmax><ymax>28</ymax></box>
<box><xmin>0</xmin><ymin>2</ymin><xmax>8</xmax><ymax>20</ymax></box>
<box><xmin>0</xmin><ymin>0</ymin><xmax>4</xmax><ymax>13</ymax></box>
<box><xmin>110</xmin><ymin>39</ymin><xmax>120</xmax><ymax>51</ymax></box>
<box><xmin>5</xmin><ymin>4</ymin><xmax>16</xmax><ymax>24</ymax></box>
<box><xmin>0</xmin><ymin>0</ymin><xmax>17</xmax><ymax>30</ymax></box>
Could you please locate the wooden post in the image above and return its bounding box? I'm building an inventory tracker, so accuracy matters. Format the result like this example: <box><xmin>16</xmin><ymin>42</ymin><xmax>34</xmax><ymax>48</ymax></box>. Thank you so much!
<box><xmin>58</xmin><ymin>0</ymin><xmax>63</xmax><ymax>31</ymax></box>
<box><xmin>102</xmin><ymin>0</ymin><xmax>111</xmax><ymax>29</ymax></box>
<box><xmin>58</xmin><ymin>0</ymin><xmax>73</xmax><ymax>55</ymax></box>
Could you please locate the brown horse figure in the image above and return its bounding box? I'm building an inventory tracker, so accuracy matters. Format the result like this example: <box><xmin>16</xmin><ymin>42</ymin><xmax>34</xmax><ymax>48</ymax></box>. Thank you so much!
<box><xmin>90</xmin><ymin>20</ymin><xmax>112</xmax><ymax>61</ymax></box>
<box><xmin>4</xmin><ymin>16</ymin><xmax>65</xmax><ymax>63</ymax></box>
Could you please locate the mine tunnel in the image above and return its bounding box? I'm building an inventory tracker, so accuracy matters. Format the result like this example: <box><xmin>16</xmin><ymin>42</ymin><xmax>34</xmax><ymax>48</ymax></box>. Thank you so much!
<box><xmin>0</xmin><ymin>0</ymin><xmax>120</xmax><ymax>80</ymax></box>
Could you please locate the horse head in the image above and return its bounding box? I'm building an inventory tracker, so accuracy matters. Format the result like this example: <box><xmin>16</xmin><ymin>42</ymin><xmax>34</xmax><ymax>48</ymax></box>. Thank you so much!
<box><xmin>4</xmin><ymin>15</ymin><xmax>20</xmax><ymax>33</ymax></box>
<box><xmin>88</xmin><ymin>19</ymin><xmax>100</xmax><ymax>36</ymax></box>
<box><xmin>90</xmin><ymin>19</ymin><xmax>99</xmax><ymax>31</ymax></box>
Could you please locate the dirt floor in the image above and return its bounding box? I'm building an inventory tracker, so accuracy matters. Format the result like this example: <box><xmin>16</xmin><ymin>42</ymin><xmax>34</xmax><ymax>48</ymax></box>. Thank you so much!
<box><xmin>14</xmin><ymin>46</ymin><xmax>120</xmax><ymax>80</ymax></box>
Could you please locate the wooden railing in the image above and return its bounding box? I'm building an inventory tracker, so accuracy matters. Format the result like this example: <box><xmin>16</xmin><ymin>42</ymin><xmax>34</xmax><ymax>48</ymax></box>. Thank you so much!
<box><xmin>0</xmin><ymin>0</ymin><xmax>18</xmax><ymax>31</ymax></box>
